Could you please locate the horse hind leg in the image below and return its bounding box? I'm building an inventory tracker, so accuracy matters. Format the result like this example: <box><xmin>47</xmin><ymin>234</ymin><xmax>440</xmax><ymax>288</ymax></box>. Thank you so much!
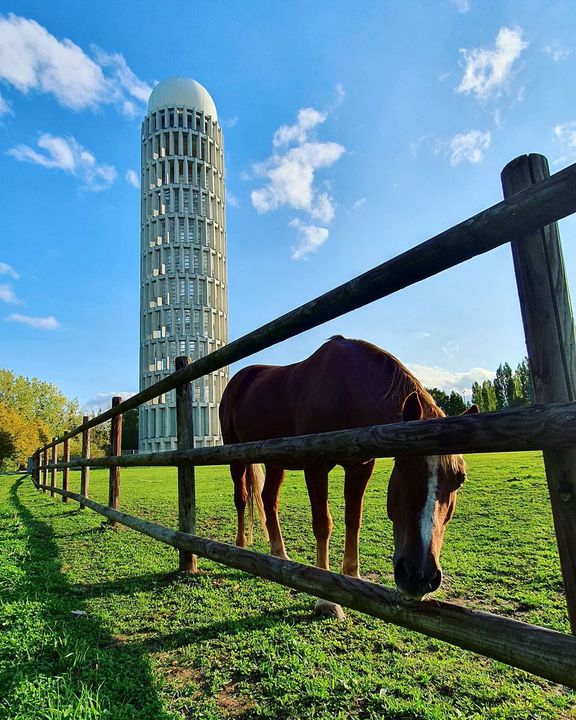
<box><xmin>230</xmin><ymin>462</ymin><xmax>248</xmax><ymax>547</ymax></box>
<box><xmin>304</xmin><ymin>464</ymin><xmax>345</xmax><ymax>621</ymax></box>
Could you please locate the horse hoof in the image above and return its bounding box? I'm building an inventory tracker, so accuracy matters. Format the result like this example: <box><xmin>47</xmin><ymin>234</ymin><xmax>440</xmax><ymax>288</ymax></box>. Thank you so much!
<box><xmin>314</xmin><ymin>599</ymin><xmax>345</xmax><ymax>621</ymax></box>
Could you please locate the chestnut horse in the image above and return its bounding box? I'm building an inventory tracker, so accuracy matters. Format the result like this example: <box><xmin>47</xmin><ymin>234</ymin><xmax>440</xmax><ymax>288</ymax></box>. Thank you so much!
<box><xmin>220</xmin><ymin>336</ymin><xmax>476</xmax><ymax>612</ymax></box>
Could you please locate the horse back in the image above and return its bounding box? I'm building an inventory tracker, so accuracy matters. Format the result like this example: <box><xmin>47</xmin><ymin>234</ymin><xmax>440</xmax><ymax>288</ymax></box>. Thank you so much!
<box><xmin>220</xmin><ymin>337</ymin><xmax>437</xmax><ymax>445</ymax></box>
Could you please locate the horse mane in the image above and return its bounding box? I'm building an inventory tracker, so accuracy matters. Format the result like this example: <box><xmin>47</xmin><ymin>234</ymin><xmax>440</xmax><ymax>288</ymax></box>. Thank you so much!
<box><xmin>327</xmin><ymin>335</ymin><xmax>444</xmax><ymax>419</ymax></box>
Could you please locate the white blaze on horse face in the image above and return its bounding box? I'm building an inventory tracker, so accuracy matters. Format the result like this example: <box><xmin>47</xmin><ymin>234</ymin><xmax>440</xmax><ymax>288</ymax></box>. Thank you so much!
<box><xmin>420</xmin><ymin>456</ymin><xmax>440</xmax><ymax>553</ymax></box>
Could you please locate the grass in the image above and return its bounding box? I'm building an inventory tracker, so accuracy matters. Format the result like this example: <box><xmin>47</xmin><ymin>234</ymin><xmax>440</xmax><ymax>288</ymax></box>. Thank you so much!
<box><xmin>0</xmin><ymin>453</ymin><xmax>575</xmax><ymax>718</ymax></box>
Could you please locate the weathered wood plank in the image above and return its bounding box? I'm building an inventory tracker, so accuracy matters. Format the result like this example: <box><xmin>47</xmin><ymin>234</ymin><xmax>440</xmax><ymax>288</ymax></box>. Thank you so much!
<box><xmin>36</xmin><ymin>483</ymin><xmax>576</xmax><ymax>689</ymax></box>
<box><xmin>107</xmin><ymin>396</ymin><xmax>123</xmax><ymax>525</ymax></box>
<box><xmin>175</xmin><ymin>356</ymin><xmax>197</xmax><ymax>572</ymax></box>
<box><xmin>45</xmin><ymin>401</ymin><xmax>576</xmax><ymax>471</ymax></box>
<box><xmin>502</xmin><ymin>154</ymin><xmax>576</xmax><ymax>634</ymax></box>
<box><xmin>38</xmin><ymin>161</ymin><xmax>576</xmax><ymax>451</ymax></box>
<box><xmin>79</xmin><ymin>415</ymin><xmax>90</xmax><ymax>510</ymax></box>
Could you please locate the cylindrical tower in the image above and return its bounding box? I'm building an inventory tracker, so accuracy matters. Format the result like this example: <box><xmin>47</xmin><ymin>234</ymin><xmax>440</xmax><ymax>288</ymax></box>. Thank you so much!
<box><xmin>139</xmin><ymin>78</ymin><xmax>228</xmax><ymax>451</ymax></box>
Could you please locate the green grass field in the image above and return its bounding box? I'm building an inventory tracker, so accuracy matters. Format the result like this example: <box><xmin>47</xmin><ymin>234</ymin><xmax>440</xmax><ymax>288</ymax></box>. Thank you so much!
<box><xmin>1</xmin><ymin>453</ymin><xmax>575</xmax><ymax>719</ymax></box>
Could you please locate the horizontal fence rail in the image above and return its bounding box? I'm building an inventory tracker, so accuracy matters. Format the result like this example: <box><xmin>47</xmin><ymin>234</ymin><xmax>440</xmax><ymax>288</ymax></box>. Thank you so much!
<box><xmin>32</xmin><ymin>484</ymin><xmax>576</xmax><ymax>689</ymax></box>
<box><xmin>38</xmin><ymin>161</ymin><xmax>576</xmax><ymax>452</ymax></box>
<box><xmin>38</xmin><ymin>401</ymin><xmax>576</xmax><ymax>471</ymax></box>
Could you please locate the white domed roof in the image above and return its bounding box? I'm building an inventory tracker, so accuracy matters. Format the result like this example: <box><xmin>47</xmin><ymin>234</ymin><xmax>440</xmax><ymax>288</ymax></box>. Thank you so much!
<box><xmin>147</xmin><ymin>77</ymin><xmax>218</xmax><ymax>119</ymax></box>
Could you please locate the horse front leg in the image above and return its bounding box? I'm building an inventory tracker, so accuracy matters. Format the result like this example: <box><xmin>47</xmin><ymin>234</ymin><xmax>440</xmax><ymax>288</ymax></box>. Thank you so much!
<box><xmin>261</xmin><ymin>465</ymin><xmax>289</xmax><ymax>559</ymax></box>
<box><xmin>342</xmin><ymin>459</ymin><xmax>375</xmax><ymax>578</ymax></box>
<box><xmin>230</xmin><ymin>462</ymin><xmax>248</xmax><ymax>547</ymax></box>
<box><xmin>304</xmin><ymin>464</ymin><xmax>344</xmax><ymax>620</ymax></box>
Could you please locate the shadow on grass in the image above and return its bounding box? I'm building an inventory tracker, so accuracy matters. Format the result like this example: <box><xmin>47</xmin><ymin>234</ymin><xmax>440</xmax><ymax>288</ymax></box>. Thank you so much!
<box><xmin>4</xmin><ymin>474</ymin><xmax>174</xmax><ymax>719</ymax></box>
<box><xmin>4</xmin><ymin>475</ymin><xmax>322</xmax><ymax>718</ymax></box>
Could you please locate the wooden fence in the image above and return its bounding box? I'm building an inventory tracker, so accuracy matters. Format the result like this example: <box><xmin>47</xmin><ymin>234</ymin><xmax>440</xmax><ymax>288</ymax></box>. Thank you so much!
<box><xmin>32</xmin><ymin>154</ymin><xmax>576</xmax><ymax>689</ymax></box>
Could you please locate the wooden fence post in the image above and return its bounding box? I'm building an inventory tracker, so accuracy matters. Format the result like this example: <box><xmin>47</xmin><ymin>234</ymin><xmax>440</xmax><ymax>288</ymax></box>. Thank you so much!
<box><xmin>502</xmin><ymin>153</ymin><xmax>576</xmax><ymax>633</ymax></box>
<box><xmin>33</xmin><ymin>450</ymin><xmax>39</xmax><ymax>488</ymax></box>
<box><xmin>50</xmin><ymin>439</ymin><xmax>57</xmax><ymax>498</ymax></box>
<box><xmin>42</xmin><ymin>448</ymin><xmax>48</xmax><ymax>491</ymax></box>
<box><xmin>62</xmin><ymin>438</ymin><xmax>70</xmax><ymax>503</ymax></box>
<box><xmin>108</xmin><ymin>396</ymin><xmax>123</xmax><ymax>525</ymax></box>
<box><xmin>175</xmin><ymin>355</ymin><xmax>197</xmax><ymax>572</ymax></box>
<box><xmin>80</xmin><ymin>415</ymin><xmax>91</xmax><ymax>510</ymax></box>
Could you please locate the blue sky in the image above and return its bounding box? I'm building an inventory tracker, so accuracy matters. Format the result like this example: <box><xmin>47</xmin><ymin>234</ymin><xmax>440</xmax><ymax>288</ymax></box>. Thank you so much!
<box><xmin>1</xmin><ymin>1</ymin><xmax>575</xmax><ymax>410</ymax></box>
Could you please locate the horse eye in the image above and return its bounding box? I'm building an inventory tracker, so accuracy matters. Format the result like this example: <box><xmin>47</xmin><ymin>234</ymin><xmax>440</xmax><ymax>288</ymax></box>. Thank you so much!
<box><xmin>452</xmin><ymin>472</ymin><xmax>466</xmax><ymax>490</ymax></box>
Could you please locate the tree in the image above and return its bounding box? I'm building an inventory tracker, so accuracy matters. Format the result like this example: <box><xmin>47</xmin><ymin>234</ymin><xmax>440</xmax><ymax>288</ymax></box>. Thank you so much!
<box><xmin>515</xmin><ymin>358</ymin><xmax>534</xmax><ymax>405</ymax></box>
<box><xmin>0</xmin><ymin>369</ymin><xmax>82</xmax><ymax>437</ymax></box>
<box><xmin>446</xmin><ymin>391</ymin><xmax>466</xmax><ymax>416</ymax></box>
<box><xmin>481</xmin><ymin>380</ymin><xmax>498</xmax><ymax>412</ymax></box>
<box><xmin>427</xmin><ymin>388</ymin><xmax>449</xmax><ymax>414</ymax></box>
<box><xmin>426</xmin><ymin>388</ymin><xmax>467</xmax><ymax>416</ymax></box>
<box><xmin>122</xmin><ymin>408</ymin><xmax>139</xmax><ymax>451</ymax></box>
<box><xmin>0</xmin><ymin>402</ymin><xmax>49</xmax><ymax>470</ymax></box>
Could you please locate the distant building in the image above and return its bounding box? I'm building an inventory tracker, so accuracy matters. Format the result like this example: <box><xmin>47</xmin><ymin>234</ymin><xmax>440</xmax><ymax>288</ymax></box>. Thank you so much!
<box><xmin>139</xmin><ymin>78</ymin><xmax>228</xmax><ymax>451</ymax></box>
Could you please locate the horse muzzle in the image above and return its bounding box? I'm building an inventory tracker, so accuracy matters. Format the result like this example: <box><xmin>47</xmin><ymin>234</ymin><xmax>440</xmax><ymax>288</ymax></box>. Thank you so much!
<box><xmin>394</xmin><ymin>556</ymin><xmax>442</xmax><ymax>600</ymax></box>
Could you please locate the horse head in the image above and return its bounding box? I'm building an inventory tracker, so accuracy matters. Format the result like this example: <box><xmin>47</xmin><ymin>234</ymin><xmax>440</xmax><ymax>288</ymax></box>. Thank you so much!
<box><xmin>387</xmin><ymin>391</ymin><xmax>477</xmax><ymax>600</ymax></box>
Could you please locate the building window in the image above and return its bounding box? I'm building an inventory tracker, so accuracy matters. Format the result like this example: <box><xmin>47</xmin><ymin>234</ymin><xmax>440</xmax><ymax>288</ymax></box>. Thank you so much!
<box><xmin>184</xmin><ymin>250</ymin><xmax>190</xmax><ymax>270</ymax></box>
<box><xmin>179</xmin><ymin>340</ymin><xmax>186</xmax><ymax>356</ymax></box>
<box><xmin>179</xmin><ymin>279</ymin><xmax>185</xmax><ymax>300</ymax></box>
<box><xmin>179</xmin><ymin>221</ymin><xmax>185</xmax><ymax>242</ymax></box>
<box><xmin>192</xmin><ymin>190</ymin><xmax>199</xmax><ymax>214</ymax></box>
<box><xmin>188</xmin><ymin>223</ymin><xmax>195</xmax><ymax>243</ymax></box>
<box><xmin>169</xmin><ymin>218</ymin><xmax>175</xmax><ymax>241</ymax></box>
<box><xmin>188</xmin><ymin>278</ymin><xmax>195</xmax><ymax>302</ymax></box>
<box><xmin>183</xmin><ymin>189</ymin><xmax>189</xmax><ymax>212</ymax></box>
<box><xmin>184</xmin><ymin>308</ymin><xmax>191</xmax><ymax>331</ymax></box>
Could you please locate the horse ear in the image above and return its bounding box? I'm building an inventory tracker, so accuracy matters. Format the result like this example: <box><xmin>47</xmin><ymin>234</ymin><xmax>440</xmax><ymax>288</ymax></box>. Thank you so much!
<box><xmin>402</xmin><ymin>391</ymin><xmax>424</xmax><ymax>422</ymax></box>
<box><xmin>462</xmin><ymin>404</ymin><xmax>479</xmax><ymax>415</ymax></box>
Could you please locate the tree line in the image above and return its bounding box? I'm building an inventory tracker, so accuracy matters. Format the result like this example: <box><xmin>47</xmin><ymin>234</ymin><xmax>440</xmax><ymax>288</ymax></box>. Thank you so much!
<box><xmin>427</xmin><ymin>358</ymin><xmax>534</xmax><ymax>416</ymax></box>
<box><xmin>0</xmin><ymin>369</ymin><xmax>138</xmax><ymax>470</ymax></box>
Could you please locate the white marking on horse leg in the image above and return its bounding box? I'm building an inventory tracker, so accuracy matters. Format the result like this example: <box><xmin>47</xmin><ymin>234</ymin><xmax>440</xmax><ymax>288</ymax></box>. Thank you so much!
<box><xmin>420</xmin><ymin>456</ymin><xmax>440</xmax><ymax>553</ymax></box>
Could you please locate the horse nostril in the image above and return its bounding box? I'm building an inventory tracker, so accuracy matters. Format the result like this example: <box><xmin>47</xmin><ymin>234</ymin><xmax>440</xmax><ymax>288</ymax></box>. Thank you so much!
<box><xmin>428</xmin><ymin>568</ymin><xmax>442</xmax><ymax>592</ymax></box>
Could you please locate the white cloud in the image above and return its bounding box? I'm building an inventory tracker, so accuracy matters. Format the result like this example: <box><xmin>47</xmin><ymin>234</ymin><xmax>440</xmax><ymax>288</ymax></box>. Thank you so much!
<box><xmin>84</xmin><ymin>390</ymin><xmax>135</xmax><ymax>412</ymax></box>
<box><xmin>92</xmin><ymin>48</ymin><xmax>152</xmax><ymax>116</ymax></box>
<box><xmin>448</xmin><ymin>130</ymin><xmax>491</xmax><ymax>165</ymax></box>
<box><xmin>450</xmin><ymin>0</ymin><xmax>471</xmax><ymax>12</ymax></box>
<box><xmin>227</xmin><ymin>191</ymin><xmax>240</xmax><ymax>209</ymax></box>
<box><xmin>333</xmin><ymin>82</ymin><xmax>346</xmax><ymax>108</ymax></box>
<box><xmin>251</xmin><ymin>141</ymin><xmax>344</xmax><ymax>218</ymax></box>
<box><xmin>0</xmin><ymin>262</ymin><xmax>19</xmax><ymax>279</ymax></box>
<box><xmin>8</xmin><ymin>133</ymin><xmax>117</xmax><ymax>191</ymax></box>
<box><xmin>0</xmin><ymin>92</ymin><xmax>10</xmax><ymax>116</ymax></box>
<box><xmin>0</xmin><ymin>14</ymin><xmax>151</xmax><ymax>114</ymax></box>
<box><xmin>8</xmin><ymin>313</ymin><xmax>60</xmax><ymax>330</ymax></box>
<box><xmin>351</xmin><ymin>197</ymin><xmax>366</xmax><ymax>211</ymax></box>
<box><xmin>554</xmin><ymin>122</ymin><xmax>576</xmax><ymax>163</ymax></box>
<box><xmin>222</xmin><ymin>115</ymin><xmax>238</xmax><ymax>128</ymax></box>
<box><xmin>544</xmin><ymin>44</ymin><xmax>571</xmax><ymax>63</ymax></box>
<box><xmin>407</xmin><ymin>363</ymin><xmax>495</xmax><ymax>396</ymax></box>
<box><xmin>250</xmin><ymin>89</ymin><xmax>345</xmax><ymax>257</ymax></box>
<box><xmin>125</xmin><ymin>169</ymin><xmax>139</xmax><ymax>188</ymax></box>
<box><xmin>289</xmin><ymin>219</ymin><xmax>329</xmax><ymax>260</ymax></box>
<box><xmin>0</xmin><ymin>284</ymin><xmax>19</xmax><ymax>304</ymax></box>
<box><xmin>272</xmin><ymin>107</ymin><xmax>327</xmax><ymax>148</ymax></box>
<box><xmin>457</xmin><ymin>27</ymin><xmax>528</xmax><ymax>101</ymax></box>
